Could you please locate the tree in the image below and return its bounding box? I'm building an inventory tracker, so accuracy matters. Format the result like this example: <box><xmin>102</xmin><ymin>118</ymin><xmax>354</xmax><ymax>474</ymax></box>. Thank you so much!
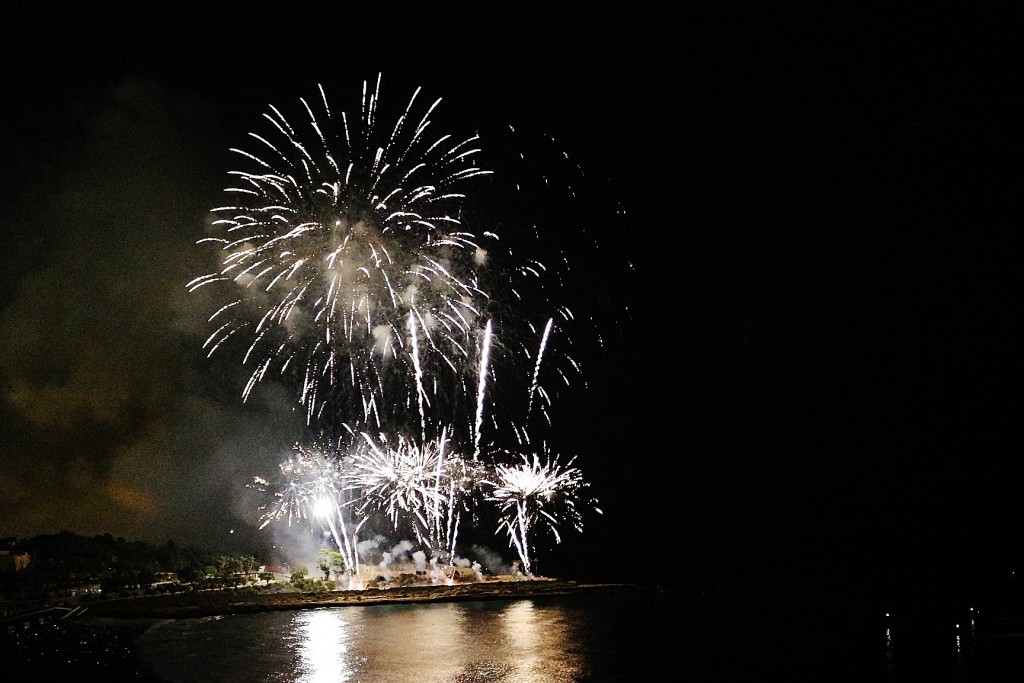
<box><xmin>318</xmin><ymin>552</ymin><xmax>331</xmax><ymax>580</ymax></box>
<box><xmin>330</xmin><ymin>550</ymin><xmax>346</xmax><ymax>579</ymax></box>
<box><xmin>241</xmin><ymin>555</ymin><xmax>259</xmax><ymax>576</ymax></box>
<box><xmin>319</xmin><ymin>549</ymin><xmax>345</xmax><ymax>581</ymax></box>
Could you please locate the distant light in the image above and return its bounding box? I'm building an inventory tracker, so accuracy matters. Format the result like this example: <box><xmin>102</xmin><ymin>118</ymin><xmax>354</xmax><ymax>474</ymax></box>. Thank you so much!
<box><xmin>229</xmin><ymin>529</ymin><xmax>235</xmax><ymax>534</ymax></box>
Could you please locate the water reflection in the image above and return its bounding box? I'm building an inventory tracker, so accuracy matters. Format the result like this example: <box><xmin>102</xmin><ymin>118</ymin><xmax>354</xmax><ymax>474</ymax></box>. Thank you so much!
<box><xmin>137</xmin><ymin>590</ymin><xmax>1024</xmax><ymax>681</ymax></box>
<box><xmin>878</xmin><ymin>614</ymin><xmax>981</xmax><ymax>681</ymax></box>
<box><xmin>884</xmin><ymin>626</ymin><xmax>893</xmax><ymax>673</ymax></box>
<box><xmin>277</xmin><ymin>599</ymin><xmax>581</xmax><ymax>682</ymax></box>
<box><xmin>293</xmin><ymin>610</ymin><xmax>354</xmax><ymax>682</ymax></box>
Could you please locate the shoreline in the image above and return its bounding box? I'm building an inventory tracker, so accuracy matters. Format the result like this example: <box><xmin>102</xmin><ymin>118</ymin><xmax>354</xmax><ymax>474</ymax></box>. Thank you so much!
<box><xmin>78</xmin><ymin>579</ymin><xmax>645</xmax><ymax>621</ymax></box>
<box><xmin>4</xmin><ymin>580</ymin><xmax>645</xmax><ymax>680</ymax></box>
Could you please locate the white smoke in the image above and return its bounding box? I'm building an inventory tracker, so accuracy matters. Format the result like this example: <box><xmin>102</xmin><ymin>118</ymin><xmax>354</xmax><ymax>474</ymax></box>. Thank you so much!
<box><xmin>469</xmin><ymin>544</ymin><xmax>513</xmax><ymax>575</ymax></box>
<box><xmin>389</xmin><ymin>539</ymin><xmax>414</xmax><ymax>563</ymax></box>
<box><xmin>412</xmin><ymin>550</ymin><xmax>427</xmax><ymax>572</ymax></box>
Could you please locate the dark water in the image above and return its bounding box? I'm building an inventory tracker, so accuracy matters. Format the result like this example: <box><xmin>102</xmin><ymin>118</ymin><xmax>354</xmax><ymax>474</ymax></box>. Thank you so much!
<box><xmin>134</xmin><ymin>588</ymin><xmax>1024</xmax><ymax>681</ymax></box>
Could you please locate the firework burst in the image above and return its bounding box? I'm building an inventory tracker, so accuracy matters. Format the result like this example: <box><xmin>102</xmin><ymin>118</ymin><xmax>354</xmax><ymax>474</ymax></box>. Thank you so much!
<box><xmin>485</xmin><ymin>449</ymin><xmax>598</xmax><ymax>576</ymax></box>
<box><xmin>201</xmin><ymin>74</ymin><xmax>626</xmax><ymax>578</ymax></box>
<box><xmin>189</xmin><ymin>74</ymin><xmax>501</xmax><ymax>435</ymax></box>
<box><xmin>346</xmin><ymin>429</ymin><xmax>485</xmax><ymax>561</ymax></box>
<box><xmin>251</xmin><ymin>444</ymin><xmax>366</xmax><ymax>579</ymax></box>
<box><xmin>347</xmin><ymin>432</ymin><xmax>447</xmax><ymax>533</ymax></box>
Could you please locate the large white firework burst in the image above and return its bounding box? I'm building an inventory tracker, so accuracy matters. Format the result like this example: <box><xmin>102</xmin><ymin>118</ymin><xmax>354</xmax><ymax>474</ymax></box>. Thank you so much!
<box><xmin>188</xmin><ymin>74</ymin><xmax>499</xmax><ymax>432</ymax></box>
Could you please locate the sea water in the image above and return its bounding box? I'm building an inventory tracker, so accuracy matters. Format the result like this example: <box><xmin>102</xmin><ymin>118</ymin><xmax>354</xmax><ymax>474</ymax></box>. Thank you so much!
<box><xmin>135</xmin><ymin>588</ymin><xmax>1024</xmax><ymax>681</ymax></box>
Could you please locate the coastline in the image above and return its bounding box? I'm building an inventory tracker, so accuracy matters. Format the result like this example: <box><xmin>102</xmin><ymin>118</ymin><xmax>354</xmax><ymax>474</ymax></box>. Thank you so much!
<box><xmin>78</xmin><ymin>579</ymin><xmax>644</xmax><ymax>621</ymax></box>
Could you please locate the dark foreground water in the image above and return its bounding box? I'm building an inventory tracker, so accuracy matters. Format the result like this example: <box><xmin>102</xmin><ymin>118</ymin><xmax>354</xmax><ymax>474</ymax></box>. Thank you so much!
<box><xmin>132</xmin><ymin>588</ymin><xmax>1024</xmax><ymax>682</ymax></box>
<box><xmin>6</xmin><ymin>587</ymin><xmax>1024</xmax><ymax>680</ymax></box>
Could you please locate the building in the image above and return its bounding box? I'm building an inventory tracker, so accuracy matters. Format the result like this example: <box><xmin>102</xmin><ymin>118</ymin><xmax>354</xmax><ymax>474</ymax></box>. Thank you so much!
<box><xmin>0</xmin><ymin>549</ymin><xmax>30</xmax><ymax>572</ymax></box>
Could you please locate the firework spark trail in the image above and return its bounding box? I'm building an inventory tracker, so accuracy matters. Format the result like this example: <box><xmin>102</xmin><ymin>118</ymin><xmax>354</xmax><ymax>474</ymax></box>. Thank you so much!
<box><xmin>526</xmin><ymin>317</ymin><xmax>554</xmax><ymax>420</ymax></box>
<box><xmin>348</xmin><ymin>432</ymin><xmax>441</xmax><ymax>529</ymax></box>
<box><xmin>254</xmin><ymin>431</ymin><xmax>596</xmax><ymax>578</ymax></box>
<box><xmin>472</xmin><ymin>320</ymin><xmax>493</xmax><ymax>461</ymax></box>
<box><xmin>408</xmin><ymin>311</ymin><xmax>427</xmax><ymax>443</ymax></box>
<box><xmin>432</xmin><ymin>432</ymin><xmax>447</xmax><ymax>555</ymax></box>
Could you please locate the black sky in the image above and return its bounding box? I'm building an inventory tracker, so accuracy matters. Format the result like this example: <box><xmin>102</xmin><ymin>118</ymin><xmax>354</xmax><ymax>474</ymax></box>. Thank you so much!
<box><xmin>1</xmin><ymin>6</ymin><xmax>1017</xmax><ymax>591</ymax></box>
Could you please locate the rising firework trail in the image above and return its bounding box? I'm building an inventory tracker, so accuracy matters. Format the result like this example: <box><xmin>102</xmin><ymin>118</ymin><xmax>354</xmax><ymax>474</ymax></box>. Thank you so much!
<box><xmin>526</xmin><ymin>317</ymin><xmax>554</xmax><ymax>420</ymax></box>
<box><xmin>473</xmin><ymin>320</ymin><xmax>493</xmax><ymax>461</ymax></box>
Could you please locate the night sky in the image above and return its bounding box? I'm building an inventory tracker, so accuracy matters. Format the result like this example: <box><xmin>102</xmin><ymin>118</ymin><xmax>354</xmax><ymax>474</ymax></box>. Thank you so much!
<box><xmin>1</xmin><ymin>7</ymin><xmax>1016</xmax><ymax>594</ymax></box>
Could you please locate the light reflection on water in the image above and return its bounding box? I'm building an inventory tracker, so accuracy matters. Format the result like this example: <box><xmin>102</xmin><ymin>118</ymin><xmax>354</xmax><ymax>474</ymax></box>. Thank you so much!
<box><xmin>136</xmin><ymin>590</ymin><xmax>1024</xmax><ymax>680</ymax></box>
<box><xmin>293</xmin><ymin>610</ymin><xmax>352</xmax><ymax>683</ymax></box>
<box><xmin>140</xmin><ymin>598</ymin><xmax>587</xmax><ymax>683</ymax></box>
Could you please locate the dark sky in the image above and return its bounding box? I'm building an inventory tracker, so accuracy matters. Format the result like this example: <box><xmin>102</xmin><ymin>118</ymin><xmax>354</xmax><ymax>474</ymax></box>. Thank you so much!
<box><xmin>1</xmin><ymin>6</ymin><xmax>1017</xmax><ymax>590</ymax></box>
